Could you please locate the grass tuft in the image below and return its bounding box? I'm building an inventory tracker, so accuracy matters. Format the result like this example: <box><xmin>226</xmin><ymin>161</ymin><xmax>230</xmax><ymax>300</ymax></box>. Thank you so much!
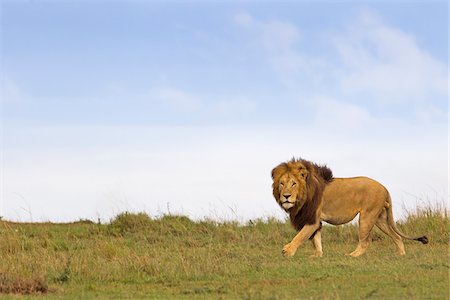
<box><xmin>0</xmin><ymin>273</ymin><xmax>48</xmax><ymax>295</ymax></box>
<box><xmin>108</xmin><ymin>211</ymin><xmax>154</xmax><ymax>235</ymax></box>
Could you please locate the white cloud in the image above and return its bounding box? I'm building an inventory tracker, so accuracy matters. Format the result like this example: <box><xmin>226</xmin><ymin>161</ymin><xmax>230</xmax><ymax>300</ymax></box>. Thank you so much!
<box><xmin>235</xmin><ymin>12</ymin><xmax>300</xmax><ymax>52</ymax></box>
<box><xmin>234</xmin><ymin>12</ymin><xmax>324</xmax><ymax>87</ymax></box>
<box><xmin>234</xmin><ymin>12</ymin><xmax>255</xmax><ymax>28</ymax></box>
<box><xmin>235</xmin><ymin>10</ymin><xmax>447</xmax><ymax>109</ymax></box>
<box><xmin>311</xmin><ymin>96</ymin><xmax>374</xmax><ymax>129</ymax></box>
<box><xmin>334</xmin><ymin>10</ymin><xmax>448</xmax><ymax>103</ymax></box>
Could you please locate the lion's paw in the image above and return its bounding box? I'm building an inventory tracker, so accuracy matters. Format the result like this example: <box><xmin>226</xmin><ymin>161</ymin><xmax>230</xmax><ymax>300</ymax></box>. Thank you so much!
<box><xmin>310</xmin><ymin>251</ymin><xmax>323</xmax><ymax>258</ymax></box>
<box><xmin>282</xmin><ymin>243</ymin><xmax>297</xmax><ymax>258</ymax></box>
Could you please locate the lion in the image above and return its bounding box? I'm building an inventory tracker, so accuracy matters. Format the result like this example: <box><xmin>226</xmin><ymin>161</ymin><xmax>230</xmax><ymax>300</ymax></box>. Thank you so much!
<box><xmin>271</xmin><ymin>158</ymin><xmax>428</xmax><ymax>258</ymax></box>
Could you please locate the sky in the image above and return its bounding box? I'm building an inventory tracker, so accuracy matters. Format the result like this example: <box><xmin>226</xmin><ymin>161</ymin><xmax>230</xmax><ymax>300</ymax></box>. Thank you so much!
<box><xmin>0</xmin><ymin>1</ymin><xmax>448</xmax><ymax>223</ymax></box>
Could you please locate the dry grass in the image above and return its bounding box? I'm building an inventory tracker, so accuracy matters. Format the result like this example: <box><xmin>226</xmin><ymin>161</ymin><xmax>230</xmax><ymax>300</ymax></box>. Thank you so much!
<box><xmin>0</xmin><ymin>273</ymin><xmax>48</xmax><ymax>295</ymax></box>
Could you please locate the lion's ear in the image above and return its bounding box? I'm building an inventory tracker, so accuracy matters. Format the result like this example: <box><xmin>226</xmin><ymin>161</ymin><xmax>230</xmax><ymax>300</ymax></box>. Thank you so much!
<box><xmin>300</xmin><ymin>168</ymin><xmax>308</xmax><ymax>179</ymax></box>
<box><xmin>291</xmin><ymin>161</ymin><xmax>304</xmax><ymax>172</ymax></box>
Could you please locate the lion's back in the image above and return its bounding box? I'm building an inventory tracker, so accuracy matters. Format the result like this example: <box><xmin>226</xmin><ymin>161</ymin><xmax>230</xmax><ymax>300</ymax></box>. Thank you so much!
<box><xmin>327</xmin><ymin>176</ymin><xmax>387</xmax><ymax>194</ymax></box>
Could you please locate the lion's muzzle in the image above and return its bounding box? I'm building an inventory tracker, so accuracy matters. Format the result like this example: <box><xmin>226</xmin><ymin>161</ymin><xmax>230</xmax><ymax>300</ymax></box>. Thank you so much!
<box><xmin>281</xmin><ymin>193</ymin><xmax>296</xmax><ymax>210</ymax></box>
<box><xmin>281</xmin><ymin>200</ymin><xmax>295</xmax><ymax>210</ymax></box>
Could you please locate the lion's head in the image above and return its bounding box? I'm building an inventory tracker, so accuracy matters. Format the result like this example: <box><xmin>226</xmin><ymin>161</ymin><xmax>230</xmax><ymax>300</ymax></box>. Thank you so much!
<box><xmin>271</xmin><ymin>158</ymin><xmax>333</xmax><ymax>230</ymax></box>
<box><xmin>272</xmin><ymin>161</ymin><xmax>308</xmax><ymax>211</ymax></box>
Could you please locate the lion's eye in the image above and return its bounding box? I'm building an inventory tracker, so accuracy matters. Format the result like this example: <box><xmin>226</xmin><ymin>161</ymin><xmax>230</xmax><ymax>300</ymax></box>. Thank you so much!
<box><xmin>292</xmin><ymin>182</ymin><xmax>296</xmax><ymax>187</ymax></box>
<box><xmin>280</xmin><ymin>183</ymin><xmax>284</xmax><ymax>187</ymax></box>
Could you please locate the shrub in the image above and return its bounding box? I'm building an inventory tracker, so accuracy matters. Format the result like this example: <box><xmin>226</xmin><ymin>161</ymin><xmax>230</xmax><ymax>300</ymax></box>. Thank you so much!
<box><xmin>108</xmin><ymin>212</ymin><xmax>154</xmax><ymax>236</ymax></box>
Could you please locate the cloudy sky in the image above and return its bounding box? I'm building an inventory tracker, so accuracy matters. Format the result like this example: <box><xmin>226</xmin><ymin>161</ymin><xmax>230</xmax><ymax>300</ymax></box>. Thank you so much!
<box><xmin>1</xmin><ymin>1</ymin><xmax>448</xmax><ymax>222</ymax></box>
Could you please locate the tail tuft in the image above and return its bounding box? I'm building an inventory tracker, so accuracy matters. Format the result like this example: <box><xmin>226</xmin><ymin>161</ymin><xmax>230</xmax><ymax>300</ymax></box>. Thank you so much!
<box><xmin>416</xmin><ymin>236</ymin><xmax>429</xmax><ymax>244</ymax></box>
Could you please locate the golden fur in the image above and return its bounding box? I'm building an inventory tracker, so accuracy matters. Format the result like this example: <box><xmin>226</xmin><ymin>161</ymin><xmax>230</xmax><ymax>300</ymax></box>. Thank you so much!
<box><xmin>272</xmin><ymin>158</ymin><xmax>428</xmax><ymax>257</ymax></box>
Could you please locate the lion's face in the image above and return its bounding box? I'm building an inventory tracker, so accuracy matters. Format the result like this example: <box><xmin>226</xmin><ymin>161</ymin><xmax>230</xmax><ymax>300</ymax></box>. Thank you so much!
<box><xmin>276</xmin><ymin>171</ymin><xmax>307</xmax><ymax>211</ymax></box>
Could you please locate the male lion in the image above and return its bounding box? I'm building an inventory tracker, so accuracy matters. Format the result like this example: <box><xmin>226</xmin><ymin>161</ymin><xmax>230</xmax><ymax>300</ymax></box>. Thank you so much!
<box><xmin>272</xmin><ymin>158</ymin><xmax>428</xmax><ymax>258</ymax></box>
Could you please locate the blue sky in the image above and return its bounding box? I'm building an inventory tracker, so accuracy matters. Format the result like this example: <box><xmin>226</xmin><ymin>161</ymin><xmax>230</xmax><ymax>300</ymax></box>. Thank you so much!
<box><xmin>1</xmin><ymin>1</ymin><xmax>448</xmax><ymax>222</ymax></box>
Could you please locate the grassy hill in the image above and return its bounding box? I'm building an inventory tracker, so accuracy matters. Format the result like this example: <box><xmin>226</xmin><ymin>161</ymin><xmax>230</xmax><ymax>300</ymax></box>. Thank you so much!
<box><xmin>0</xmin><ymin>206</ymin><xmax>448</xmax><ymax>299</ymax></box>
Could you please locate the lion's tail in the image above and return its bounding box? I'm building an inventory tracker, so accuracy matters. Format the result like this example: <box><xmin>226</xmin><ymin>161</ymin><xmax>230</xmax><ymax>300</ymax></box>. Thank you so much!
<box><xmin>385</xmin><ymin>194</ymin><xmax>429</xmax><ymax>244</ymax></box>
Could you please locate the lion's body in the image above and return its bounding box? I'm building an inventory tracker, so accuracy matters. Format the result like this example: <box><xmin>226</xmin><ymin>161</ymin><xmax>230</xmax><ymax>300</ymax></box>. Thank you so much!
<box><xmin>271</xmin><ymin>159</ymin><xmax>428</xmax><ymax>258</ymax></box>
<box><xmin>321</xmin><ymin>177</ymin><xmax>387</xmax><ymax>225</ymax></box>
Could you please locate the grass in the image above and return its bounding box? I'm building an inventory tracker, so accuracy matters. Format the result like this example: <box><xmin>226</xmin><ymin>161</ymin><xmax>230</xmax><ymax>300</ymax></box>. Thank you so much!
<box><xmin>0</xmin><ymin>207</ymin><xmax>448</xmax><ymax>299</ymax></box>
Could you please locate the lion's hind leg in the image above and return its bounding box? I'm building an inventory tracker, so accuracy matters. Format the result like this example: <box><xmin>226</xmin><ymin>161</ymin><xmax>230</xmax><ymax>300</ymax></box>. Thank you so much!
<box><xmin>375</xmin><ymin>209</ymin><xmax>406</xmax><ymax>256</ymax></box>
<box><xmin>309</xmin><ymin>225</ymin><xmax>323</xmax><ymax>257</ymax></box>
<box><xmin>348</xmin><ymin>211</ymin><xmax>379</xmax><ymax>257</ymax></box>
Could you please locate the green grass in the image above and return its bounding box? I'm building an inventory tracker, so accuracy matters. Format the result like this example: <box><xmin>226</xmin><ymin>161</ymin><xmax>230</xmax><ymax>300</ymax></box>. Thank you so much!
<box><xmin>0</xmin><ymin>208</ymin><xmax>448</xmax><ymax>299</ymax></box>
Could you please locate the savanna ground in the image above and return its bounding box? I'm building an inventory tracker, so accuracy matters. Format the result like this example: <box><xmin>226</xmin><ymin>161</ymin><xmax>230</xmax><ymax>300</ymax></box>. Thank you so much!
<box><xmin>0</xmin><ymin>205</ymin><xmax>448</xmax><ymax>299</ymax></box>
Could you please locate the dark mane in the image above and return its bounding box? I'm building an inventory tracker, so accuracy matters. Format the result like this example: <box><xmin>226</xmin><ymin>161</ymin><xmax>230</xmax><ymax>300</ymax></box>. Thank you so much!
<box><xmin>295</xmin><ymin>158</ymin><xmax>333</xmax><ymax>183</ymax></box>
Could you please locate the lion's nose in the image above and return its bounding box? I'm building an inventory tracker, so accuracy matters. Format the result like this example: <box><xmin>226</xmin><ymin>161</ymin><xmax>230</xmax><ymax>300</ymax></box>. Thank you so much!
<box><xmin>283</xmin><ymin>194</ymin><xmax>291</xmax><ymax>200</ymax></box>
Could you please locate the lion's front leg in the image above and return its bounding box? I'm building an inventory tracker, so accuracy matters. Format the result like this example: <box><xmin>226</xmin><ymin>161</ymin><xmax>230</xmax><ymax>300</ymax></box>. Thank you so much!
<box><xmin>282</xmin><ymin>222</ymin><xmax>321</xmax><ymax>258</ymax></box>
